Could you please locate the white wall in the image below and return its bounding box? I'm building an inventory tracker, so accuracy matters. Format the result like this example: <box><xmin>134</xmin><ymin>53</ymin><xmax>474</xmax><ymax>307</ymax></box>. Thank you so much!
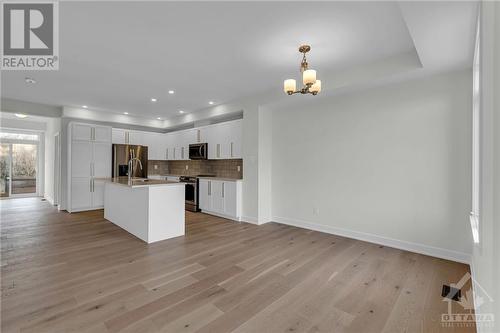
<box><xmin>43</xmin><ymin>117</ymin><xmax>61</xmax><ymax>204</ymax></box>
<box><xmin>471</xmin><ymin>2</ymin><xmax>500</xmax><ymax>332</ymax></box>
<box><xmin>269</xmin><ymin>69</ymin><xmax>473</xmax><ymax>262</ymax></box>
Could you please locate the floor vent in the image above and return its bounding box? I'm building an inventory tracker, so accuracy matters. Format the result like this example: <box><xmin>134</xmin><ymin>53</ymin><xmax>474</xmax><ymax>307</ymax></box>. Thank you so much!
<box><xmin>41</xmin><ymin>198</ymin><xmax>46</xmax><ymax>201</ymax></box>
<box><xmin>442</xmin><ymin>285</ymin><xmax>461</xmax><ymax>301</ymax></box>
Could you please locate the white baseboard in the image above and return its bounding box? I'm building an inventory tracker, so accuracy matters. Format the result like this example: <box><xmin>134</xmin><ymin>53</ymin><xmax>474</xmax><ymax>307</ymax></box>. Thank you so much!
<box><xmin>199</xmin><ymin>210</ymin><xmax>242</xmax><ymax>222</ymax></box>
<box><xmin>273</xmin><ymin>216</ymin><xmax>471</xmax><ymax>264</ymax></box>
<box><xmin>241</xmin><ymin>215</ymin><xmax>259</xmax><ymax>224</ymax></box>
<box><xmin>44</xmin><ymin>195</ymin><xmax>54</xmax><ymax>205</ymax></box>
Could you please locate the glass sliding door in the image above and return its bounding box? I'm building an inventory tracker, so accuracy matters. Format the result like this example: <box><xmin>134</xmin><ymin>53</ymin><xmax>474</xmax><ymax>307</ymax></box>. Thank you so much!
<box><xmin>11</xmin><ymin>144</ymin><xmax>37</xmax><ymax>195</ymax></box>
<box><xmin>0</xmin><ymin>144</ymin><xmax>11</xmax><ymax>198</ymax></box>
<box><xmin>0</xmin><ymin>131</ymin><xmax>40</xmax><ymax>198</ymax></box>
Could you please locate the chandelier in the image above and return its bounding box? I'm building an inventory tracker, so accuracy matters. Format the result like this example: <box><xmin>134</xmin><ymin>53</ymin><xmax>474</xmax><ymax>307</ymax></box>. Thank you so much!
<box><xmin>284</xmin><ymin>45</ymin><xmax>322</xmax><ymax>95</ymax></box>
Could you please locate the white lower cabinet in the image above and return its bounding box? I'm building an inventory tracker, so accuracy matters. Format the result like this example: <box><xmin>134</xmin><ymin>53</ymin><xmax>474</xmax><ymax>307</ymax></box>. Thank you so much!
<box><xmin>71</xmin><ymin>178</ymin><xmax>92</xmax><ymax>210</ymax></box>
<box><xmin>92</xmin><ymin>180</ymin><xmax>106</xmax><ymax>208</ymax></box>
<box><xmin>198</xmin><ymin>179</ymin><xmax>242</xmax><ymax>221</ymax></box>
<box><xmin>211</xmin><ymin>181</ymin><xmax>224</xmax><ymax>213</ymax></box>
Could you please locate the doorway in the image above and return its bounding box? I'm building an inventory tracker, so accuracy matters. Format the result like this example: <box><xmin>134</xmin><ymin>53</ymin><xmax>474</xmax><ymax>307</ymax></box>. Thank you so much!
<box><xmin>0</xmin><ymin>132</ymin><xmax>40</xmax><ymax>198</ymax></box>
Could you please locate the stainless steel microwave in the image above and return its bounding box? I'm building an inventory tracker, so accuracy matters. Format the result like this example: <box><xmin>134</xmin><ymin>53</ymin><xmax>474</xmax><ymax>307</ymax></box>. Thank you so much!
<box><xmin>189</xmin><ymin>143</ymin><xmax>208</xmax><ymax>160</ymax></box>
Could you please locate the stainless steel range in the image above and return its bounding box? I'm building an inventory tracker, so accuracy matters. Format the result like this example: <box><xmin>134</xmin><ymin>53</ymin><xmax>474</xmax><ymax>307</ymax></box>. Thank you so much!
<box><xmin>179</xmin><ymin>175</ymin><xmax>215</xmax><ymax>212</ymax></box>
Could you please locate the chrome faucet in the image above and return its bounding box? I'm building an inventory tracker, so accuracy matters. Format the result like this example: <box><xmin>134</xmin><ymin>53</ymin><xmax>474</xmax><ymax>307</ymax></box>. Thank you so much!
<box><xmin>128</xmin><ymin>150</ymin><xmax>143</xmax><ymax>183</ymax></box>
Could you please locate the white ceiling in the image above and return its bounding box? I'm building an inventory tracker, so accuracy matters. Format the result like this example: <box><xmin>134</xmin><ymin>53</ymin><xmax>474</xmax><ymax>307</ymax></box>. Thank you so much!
<box><xmin>1</xmin><ymin>1</ymin><xmax>478</xmax><ymax>123</ymax></box>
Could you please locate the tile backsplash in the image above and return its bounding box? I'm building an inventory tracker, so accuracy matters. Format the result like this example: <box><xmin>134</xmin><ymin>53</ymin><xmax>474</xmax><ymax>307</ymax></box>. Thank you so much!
<box><xmin>148</xmin><ymin>159</ymin><xmax>243</xmax><ymax>179</ymax></box>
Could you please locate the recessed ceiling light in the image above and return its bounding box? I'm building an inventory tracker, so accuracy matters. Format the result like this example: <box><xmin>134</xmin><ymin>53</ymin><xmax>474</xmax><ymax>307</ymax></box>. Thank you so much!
<box><xmin>82</xmin><ymin>105</ymin><xmax>88</xmax><ymax>108</ymax></box>
<box><xmin>15</xmin><ymin>113</ymin><xmax>28</xmax><ymax>118</ymax></box>
<box><xmin>168</xmin><ymin>90</ymin><xmax>175</xmax><ymax>94</ymax></box>
<box><xmin>25</xmin><ymin>77</ymin><xmax>36</xmax><ymax>84</ymax></box>
<box><xmin>179</xmin><ymin>110</ymin><xmax>185</xmax><ymax>114</ymax></box>
<box><xmin>151</xmin><ymin>98</ymin><xmax>157</xmax><ymax>102</ymax></box>
<box><xmin>208</xmin><ymin>101</ymin><xmax>215</xmax><ymax>105</ymax></box>
<box><xmin>157</xmin><ymin>117</ymin><xmax>162</xmax><ymax>120</ymax></box>
<box><xmin>123</xmin><ymin>112</ymin><xmax>129</xmax><ymax>115</ymax></box>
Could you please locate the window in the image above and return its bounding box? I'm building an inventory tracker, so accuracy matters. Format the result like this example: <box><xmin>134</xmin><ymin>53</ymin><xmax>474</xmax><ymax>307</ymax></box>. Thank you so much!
<box><xmin>0</xmin><ymin>132</ymin><xmax>39</xmax><ymax>141</ymax></box>
<box><xmin>470</xmin><ymin>13</ymin><xmax>481</xmax><ymax>244</ymax></box>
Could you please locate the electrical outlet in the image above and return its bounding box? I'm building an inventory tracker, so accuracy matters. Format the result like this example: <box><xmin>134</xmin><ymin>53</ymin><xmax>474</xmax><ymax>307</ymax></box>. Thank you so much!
<box><xmin>313</xmin><ymin>207</ymin><xmax>319</xmax><ymax>216</ymax></box>
<box><xmin>237</xmin><ymin>165</ymin><xmax>241</xmax><ymax>172</ymax></box>
<box><xmin>185</xmin><ymin>165</ymin><xmax>189</xmax><ymax>170</ymax></box>
<box><xmin>154</xmin><ymin>165</ymin><xmax>158</xmax><ymax>170</ymax></box>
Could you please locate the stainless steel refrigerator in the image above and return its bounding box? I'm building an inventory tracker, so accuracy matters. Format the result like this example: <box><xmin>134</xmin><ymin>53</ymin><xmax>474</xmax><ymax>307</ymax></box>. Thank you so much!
<box><xmin>112</xmin><ymin>144</ymin><xmax>148</xmax><ymax>178</ymax></box>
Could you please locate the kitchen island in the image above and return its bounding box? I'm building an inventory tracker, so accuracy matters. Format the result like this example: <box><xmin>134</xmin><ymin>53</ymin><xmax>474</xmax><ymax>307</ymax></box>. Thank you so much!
<box><xmin>104</xmin><ymin>177</ymin><xmax>185</xmax><ymax>243</ymax></box>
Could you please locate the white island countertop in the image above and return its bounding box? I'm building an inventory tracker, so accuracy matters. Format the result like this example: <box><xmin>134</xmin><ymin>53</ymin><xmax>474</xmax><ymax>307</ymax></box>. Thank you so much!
<box><xmin>104</xmin><ymin>178</ymin><xmax>185</xmax><ymax>243</ymax></box>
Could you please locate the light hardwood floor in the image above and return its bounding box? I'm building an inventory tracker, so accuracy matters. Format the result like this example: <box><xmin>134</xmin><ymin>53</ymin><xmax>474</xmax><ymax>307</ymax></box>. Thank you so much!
<box><xmin>1</xmin><ymin>198</ymin><xmax>475</xmax><ymax>333</ymax></box>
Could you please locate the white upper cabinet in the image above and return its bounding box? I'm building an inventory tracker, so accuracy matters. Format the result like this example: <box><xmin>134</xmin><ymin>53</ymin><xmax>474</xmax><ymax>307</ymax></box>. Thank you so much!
<box><xmin>112</xmin><ymin>129</ymin><xmax>126</xmax><ymax>144</ymax></box>
<box><xmin>128</xmin><ymin>131</ymin><xmax>144</xmax><ymax>145</ymax></box>
<box><xmin>112</xmin><ymin>128</ymin><xmax>145</xmax><ymax>145</ymax></box>
<box><xmin>143</xmin><ymin>132</ymin><xmax>167</xmax><ymax>161</ymax></box>
<box><xmin>228</xmin><ymin>119</ymin><xmax>242</xmax><ymax>159</ymax></box>
<box><xmin>72</xmin><ymin>123</ymin><xmax>93</xmax><ymax>141</ymax></box>
<box><xmin>94</xmin><ymin>125</ymin><xmax>112</xmax><ymax>143</ymax></box>
<box><xmin>72</xmin><ymin>124</ymin><xmax>112</xmax><ymax>143</ymax></box>
<box><xmin>202</xmin><ymin>120</ymin><xmax>242</xmax><ymax>159</ymax></box>
<box><xmin>111</xmin><ymin>119</ymin><xmax>242</xmax><ymax>161</ymax></box>
<box><xmin>164</xmin><ymin>129</ymin><xmax>197</xmax><ymax>161</ymax></box>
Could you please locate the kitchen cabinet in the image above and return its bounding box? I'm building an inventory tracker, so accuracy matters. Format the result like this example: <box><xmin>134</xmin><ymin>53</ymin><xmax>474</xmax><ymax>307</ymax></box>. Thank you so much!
<box><xmin>142</xmin><ymin>132</ymin><xmax>166</xmax><ymax>160</ymax></box>
<box><xmin>111</xmin><ymin>128</ymin><xmax>144</xmax><ymax>145</ymax></box>
<box><xmin>228</xmin><ymin>119</ymin><xmax>242</xmax><ymax>158</ymax></box>
<box><xmin>201</xmin><ymin>120</ymin><xmax>242</xmax><ymax>159</ymax></box>
<box><xmin>72</xmin><ymin>123</ymin><xmax>93</xmax><ymax>141</ymax></box>
<box><xmin>164</xmin><ymin>129</ymin><xmax>195</xmax><ymax>161</ymax></box>
<box><xmin>198</xmin><ymin>179</ymin><xmax>242</xmax><ymax>221</ymax></box>
<box><xmin>112</xmin><ymin>119</ymin><xmax>242</xmax><ymax>162</ymax></box>
<box><xmin>165</xmin><ymin>133</ymin><xmax>176</xmax><ymax>161</ymax></box>
<box><xmin>128</xmin><ymin>131</ymin><xmax>144</xmax><ymax>145</ymax></box>
<box><xmin>94</xmin><ymin>125</ymin><xmax>112</xmax><ymax>143</ymax></box>
<box><xmin>211</xmin><ymin>181</ymin><xmax>224</xmax><ymax>212</ymax></box>
<box><xmin>68</xmin><ymin>122</ymin><xmax>112</xmax><ymax>212</ymax></box>
<box><xmin>112</xmin><ymin>128</ymin><xmax>126</xmax><ymax>144</ymax></box>
<box><xmin>70</xmin><ymin>179</ymin><xmax>92</xmax><ymax>210</ymax></box>
<box><xmin>113</xmin><ymin>129</ymin><xmax>168</xmax><ymax>160</ymax></box>
<box><xmin>198</xmin><ymin>179</ymin><xmax>210</xmax><ymax>211</ymax></box>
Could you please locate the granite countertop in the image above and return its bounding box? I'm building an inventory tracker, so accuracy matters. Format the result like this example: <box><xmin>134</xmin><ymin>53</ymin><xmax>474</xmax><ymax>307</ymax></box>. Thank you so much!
<box><xmin>149</xmin><ymin>174</ymin><xmax>242</xmax><ymax>181</ymax></box>
<box><xmin>196</xmin><ymin>176</ymin><xmax>243</xmax><ymax>182</ymax></box>
<box><xmin>104</xmin><ymin>177</ymin><xmax>185</xmax><ymax>188</ymax></box>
